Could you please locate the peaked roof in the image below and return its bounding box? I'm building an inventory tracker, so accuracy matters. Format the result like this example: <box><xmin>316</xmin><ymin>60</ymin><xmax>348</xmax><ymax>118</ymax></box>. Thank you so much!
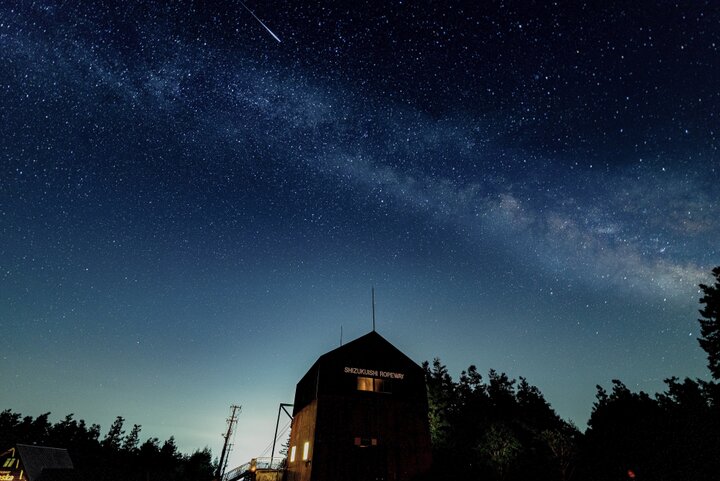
<box><xmin>292</xmin><ymin>330</ymin><xmax>425</xmax><ymax>413</ymax></box>
<box><xmin>16</xmin><ymin>445</ymin><xmax>73</xmax><ymax>481</ymax></box>
<box><xmin>316</xmin><ymin>330</ymin><xmax>421</xmax><ymax>370</ymax></box>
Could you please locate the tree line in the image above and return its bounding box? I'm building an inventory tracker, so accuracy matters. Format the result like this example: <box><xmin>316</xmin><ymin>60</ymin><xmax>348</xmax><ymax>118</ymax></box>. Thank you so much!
<box><xmin>424</xmin><ymin>266</ymin><xmax>720</xmax><ymax>481</ymax></box>
<box><xmin>0</xmin><ymin>412</ymin><xmax>215</xmax><ymax>481</ymax></box>
<box><xmin>4</xmin><ymin>267</ymin><xmax>719</xmax><ymax>481</ymax></box>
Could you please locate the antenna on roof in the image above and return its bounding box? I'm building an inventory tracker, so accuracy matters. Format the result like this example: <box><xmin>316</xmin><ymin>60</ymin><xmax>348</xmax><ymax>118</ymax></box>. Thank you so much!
<box><xmin>340</xmin><ymin>325</ymin><xmax>343</xmax><ymax>346</ymax></box>
<box><xmin>372</xmin><ymin>287</ymin><xmax>376</xmax><ymax>332</ymax></box>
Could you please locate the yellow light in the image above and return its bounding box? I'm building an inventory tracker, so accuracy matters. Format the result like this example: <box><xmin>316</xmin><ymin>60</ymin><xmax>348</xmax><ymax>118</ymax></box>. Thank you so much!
<box><xmin>290</xmin><ymin>446</ymin><xmax>296</xmax><ymax>463</ymax></box>
<box><xmin>357</xmin><ymin>376</ymin><xmax>374</xmax><ymax>391</ymax></box>
<box><xmin>302</xmin><ymin>441</ymin><xmax>310</xmax><ymax>461</ymax></box>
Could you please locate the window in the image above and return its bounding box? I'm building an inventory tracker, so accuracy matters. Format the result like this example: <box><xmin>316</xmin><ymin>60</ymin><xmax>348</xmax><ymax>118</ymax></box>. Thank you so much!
<box><xmin>290</xmin><ymin>446</ymin><xmax>296</xmax><ymax>463</ymax></box>
<box><xmin>357</xmin><ymin>376</ymin><xmax>391</xmax><ymax>393</ymax></box>
<box><xmin>375</xmin><ymin>378</ymin><xmax>387</xmax><ymax>392</ymax></box>
<box><xmin>357</xmin><ymin>376</ymin><xmax>374</xmax><ymax>391</ymax></box>
<box><xmin>302</xmin><ymin>441</ymin><xmax>310</xmax><ymax>461</ymax></box>
<box><xmin>354</xmin><ymin>437</ymin><xmax>378</xmax><ymax>448</ymax></box>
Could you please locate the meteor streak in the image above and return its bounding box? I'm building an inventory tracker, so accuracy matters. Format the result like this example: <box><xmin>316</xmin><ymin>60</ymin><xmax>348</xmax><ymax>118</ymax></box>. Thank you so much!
<box><xmin>238</xmin><ymin>0</ymin><xmax>281</xmax><ymax>43</ymax></box>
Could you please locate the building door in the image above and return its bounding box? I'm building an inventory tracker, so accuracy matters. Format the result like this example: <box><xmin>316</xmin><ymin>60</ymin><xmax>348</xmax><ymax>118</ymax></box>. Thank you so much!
<box><xmin>350</xmin><ymin>444</ymin><xmax>387</xmax><ymax>481</ymax></box>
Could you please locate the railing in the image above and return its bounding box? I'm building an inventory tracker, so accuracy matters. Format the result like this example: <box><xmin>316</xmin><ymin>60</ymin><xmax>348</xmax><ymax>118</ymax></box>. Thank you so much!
<box><xmin>223</xmin><ymin>457</ymin><xmax>286</xmax><ymax>481</ymax></box>
<box><xmin>223</xmin><ymin>462</ymin><xmax>250</xmax><ymax>481</ymax></box>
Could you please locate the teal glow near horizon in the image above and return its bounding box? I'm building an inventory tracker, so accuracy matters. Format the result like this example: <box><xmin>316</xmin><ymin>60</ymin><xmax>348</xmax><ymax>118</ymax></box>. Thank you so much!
<box><xmin>2</xmin><ymin>0</ymin><xmax>718</xmax><ymax>469</ymax></box>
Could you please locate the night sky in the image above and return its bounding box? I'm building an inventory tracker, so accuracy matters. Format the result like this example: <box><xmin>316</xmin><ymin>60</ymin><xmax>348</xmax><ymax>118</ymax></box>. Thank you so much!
<box><xmin>2</xmin><ymin>0</ymin><xmax>719</xmax><ymax>468</ymax></box>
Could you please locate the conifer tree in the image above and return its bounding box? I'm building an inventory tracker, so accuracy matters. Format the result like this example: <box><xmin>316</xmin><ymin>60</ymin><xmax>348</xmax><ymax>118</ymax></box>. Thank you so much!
<box><xmin>102</xmin><ymin>416</ymin><xmax>125</xmax><ymax>451</ymax></box>
<box><xmin>123</xmin><ymin>424</ymin><xmax>142</xmax><ymax>452</ymax></box>
<box><xmin>698</xmin><ymin>266</ymin><xmax>720</xmax><ymax>379</ymax></box>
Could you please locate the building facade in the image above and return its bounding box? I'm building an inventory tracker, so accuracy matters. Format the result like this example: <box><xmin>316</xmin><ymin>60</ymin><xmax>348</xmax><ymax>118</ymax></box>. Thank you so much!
<box><xmin>285</xmin><ymin>331</ymin><xmax>432</xmax><ymax>481</ymax></box>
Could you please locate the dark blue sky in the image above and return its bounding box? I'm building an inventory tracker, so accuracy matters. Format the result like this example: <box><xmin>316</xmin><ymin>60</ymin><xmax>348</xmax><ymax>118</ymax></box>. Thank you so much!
<box><xmin>2</xmin><ymin>0</ymin><xmax>718</xmax><ymax>468</ymax></box>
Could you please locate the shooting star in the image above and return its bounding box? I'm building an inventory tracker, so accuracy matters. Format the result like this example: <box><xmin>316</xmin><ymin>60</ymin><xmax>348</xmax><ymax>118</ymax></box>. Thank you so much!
<box><xmin>238</xmin><ymin>0</ymin><xmax>282</xmax><ymax>43</ymax></box>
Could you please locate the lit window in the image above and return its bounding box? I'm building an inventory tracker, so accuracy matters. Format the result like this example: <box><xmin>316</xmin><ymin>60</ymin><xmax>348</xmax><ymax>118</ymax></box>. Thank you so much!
<box><xmin>357</xmin><ymin>376</ymin><xmax>374</xmax><ymax>391</ymax></box>
<box><xmin>302</xmin><ymin>441</ymin><xmax>310</xmax><ymax>461</ymax></box>
<box><xmin>357</xmin><ymin>377</ymin><xmax>391</xmax><ymax>393</ymax></box>
<box><xmin>290</xmin><ymin>446</ymin><xmax>296</xmax><ymax>463</ymax></box>
<box><xmin>374</xmin><ymin>378</ymin><xmax>386</xmax><ymax>392</ymax></box>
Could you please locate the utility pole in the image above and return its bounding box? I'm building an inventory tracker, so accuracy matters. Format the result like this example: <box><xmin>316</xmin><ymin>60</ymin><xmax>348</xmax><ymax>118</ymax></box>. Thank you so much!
<box><xmin>215</xmin><ymin>404</ymin><xmax>241</xmax><ymax>481</ymax></box>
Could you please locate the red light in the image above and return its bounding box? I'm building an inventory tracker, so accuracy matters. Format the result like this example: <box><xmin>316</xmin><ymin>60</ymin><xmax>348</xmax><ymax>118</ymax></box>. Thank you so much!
<box><xmin>627</xmin><ymin>469</ymin><xmax>636</xmax><ymax>479</ymax></box>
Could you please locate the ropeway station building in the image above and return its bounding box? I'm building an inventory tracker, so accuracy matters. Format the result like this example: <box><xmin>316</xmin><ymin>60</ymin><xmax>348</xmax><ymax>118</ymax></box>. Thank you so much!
<box><xmin>284</xmin><ymin>330</ymin><xmax>432</xmax><ymax>481</ymax></box>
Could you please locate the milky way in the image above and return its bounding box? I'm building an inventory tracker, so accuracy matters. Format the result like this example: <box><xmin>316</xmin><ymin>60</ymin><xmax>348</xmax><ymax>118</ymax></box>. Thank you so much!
<box><xmin>1</xmin><ymin>0</ymin><xmax>718</xmax><ymax>467</ymax></box>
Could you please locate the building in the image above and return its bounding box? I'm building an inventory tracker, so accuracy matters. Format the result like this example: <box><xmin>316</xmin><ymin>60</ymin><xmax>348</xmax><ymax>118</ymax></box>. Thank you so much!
<box><xmin>0</xmin><ymin>445</ymin><xmax>75</xmax><ymax>481</ymax></box>
<box><xmin>285</xmin><ymin>331</ymin><xmax>432</xmax><ymax>481</ymax></box>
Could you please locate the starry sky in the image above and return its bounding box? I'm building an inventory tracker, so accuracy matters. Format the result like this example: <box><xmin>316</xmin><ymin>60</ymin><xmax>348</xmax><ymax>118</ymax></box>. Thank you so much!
<box><xmin>2</xmin><ymin>0</ymin><xmax>719</xmax><ymax>468</ymax></box>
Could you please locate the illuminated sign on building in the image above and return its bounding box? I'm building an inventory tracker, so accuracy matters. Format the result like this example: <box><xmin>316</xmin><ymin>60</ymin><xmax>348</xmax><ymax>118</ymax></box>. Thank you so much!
<box><xmin>343</xmin><ymin>367</ymin><xmax>405</xmax><ymax>379</ymax></box>
<box><xmin>287</xmin><ymin>331</ymin><xmax>432</xmax><ymax>481</ymax></box>
<box><xmin>0</xmin><ymin>449</ymin><xmax>26</xmax><ymax>481</ymax></box>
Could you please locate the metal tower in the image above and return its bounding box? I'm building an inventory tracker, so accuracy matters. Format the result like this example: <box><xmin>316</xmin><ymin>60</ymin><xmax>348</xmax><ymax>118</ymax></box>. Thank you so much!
<box><xmin>216</xmin><ymin>404</ymin><xmax>241</xmax><ymax>481</ymax></box>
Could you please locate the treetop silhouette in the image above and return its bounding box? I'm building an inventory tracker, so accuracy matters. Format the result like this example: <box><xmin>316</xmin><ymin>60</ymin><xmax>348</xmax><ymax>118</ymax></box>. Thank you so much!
<box><xmin>698</xmin><ymin>266</ymin><xmax>720</xmax><ymax>379</ymax></box>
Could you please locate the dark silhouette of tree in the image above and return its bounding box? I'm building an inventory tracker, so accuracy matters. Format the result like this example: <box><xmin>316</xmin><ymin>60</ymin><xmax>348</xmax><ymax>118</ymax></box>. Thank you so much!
<box><xmin>698</xmin><ymin>266</ymin><xmax>720</xmax><ymax>379</ymax></box>
<box><xmin>0</xmin><ymin>410</ymin><xmax>215</xmax><ymax>481</ymax></box>
<box><xmin>578</xmin><ymin>376</ymin><xmax>720</xmax><ymax>481</ymax></box>
<box><xmin>422</xmin><ymin>358</ymin><xmax>455</xmax><ymax>450</ymax></box>
<box><xmin>540</xmin><ymin>423</ymin><xmax>578</xmax><ymax>481</ymax></box>
<box><xmin>477</xmin><ymin>423</ymin><xmax>521</xmax><ymax>480</ymax></box>
<box><xmin>157</xmin><ymin>436</ymin><xmax>182</xmax><ymax>479</ymax></box>
<box><xmin>516</xmin><ymin>377</ymin><xmax>561</xmax><ymax>430</ymax></box>
<box><xmin>185</xmin><ymin>449</ymin><xmax>215</xmax><ymax>481</ymax></box>
<box><xmin>487</xmin><ymin>370</ymin><xmax>516</xmax><ymax>417</ymax></box>
<box><xmin>575</xmin><ymin>271</ymin><xmax>720</xmax><ymax>481</ymax></box>
<box><xmin>123</xmin><ymin>424</ymin><xmax>142</xmax><ymax>453</ymax></box>
<box><xmin>47</xmin><ymin>414</ymin><xmax>76</xmax><ymax>447</ymax></box>
<box><xmin>160</xmin><ymin>436</ymin><xmax>180</xmax><ymax>460</ymax></box>
<box><xmin>139</xmin><ymin>436</ymin><xmax>161</xmax><ymax>459</ymax></box>
<box><xmin>17</xmin><ymin>412</ymin><xmax>52</xmax><ymax>444</ymax></box>
<box><xmin>581</xmin><ymin>381</ymin><xmax>663</xmax><ymax>481</ymax></box>
<box><xmin>88</xmin><ymin>423</ymin><xmax>102</xmax><ymax>442</ymax></box>
<box><xmin>138</xmin><ymin>437</ymin><xmax>161</xmax><ymax>480</ymax></box>
<box><xmin>102</xmin><ymin>416</ymin><xmax>125</xmax><ymax>451</ymax></box>
<box><xmin>453</xmin><ymin>365</ymin><xmax>491</xmax><ymax>471</ymax></box>
<box><xmin>424</xmin><ymin>361</ymin><xmax>571</xmax><ymax>481</ymax></box>
<box><xmin>0</xmin><ymin>410</ymin><xmax>22</xmax><ymax>448</ymax></box>
<box><xmin>655</xmin><ymin>377</ymin><xmax>720</xmax><ymax>480</ymax></box>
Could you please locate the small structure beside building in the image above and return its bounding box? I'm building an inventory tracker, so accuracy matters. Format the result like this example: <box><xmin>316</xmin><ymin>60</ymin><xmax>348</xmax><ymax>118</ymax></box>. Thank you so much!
<box><xmin>222</xmin><ymin>457</ymin><xmax>284</xmax><ymax>481</ymax></box>
<box><xmin>285</xmin><ymin>331</ymin><xmax>432</xmax><ymax>481</ymax></box>
<box><xmin>0</xmin><ymin>445</ymin><xmax>74</xmax><ymax>481</ymax></box>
